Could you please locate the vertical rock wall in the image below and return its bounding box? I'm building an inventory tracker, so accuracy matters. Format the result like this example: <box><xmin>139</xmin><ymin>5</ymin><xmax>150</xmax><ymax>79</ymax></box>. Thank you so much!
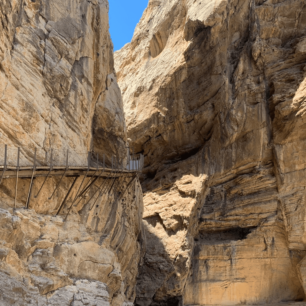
<box><xmin>0</xmin><ymin>176</ymin><xmax>144</xmax><ymax>305</ymax></box>
<box><xmin>115</xmin><ymin>0</ymin><xmax>306</xmax><ymax>305</ymax></box>
<box><xmin>0</xmin><ymin>0</ymin><xmax>126</xmax><ymax>166</ymax></box>
<box><xmin>0</xmin><ymin>1</ymin><xmax>144</xmax><ymax>305</ymax></box>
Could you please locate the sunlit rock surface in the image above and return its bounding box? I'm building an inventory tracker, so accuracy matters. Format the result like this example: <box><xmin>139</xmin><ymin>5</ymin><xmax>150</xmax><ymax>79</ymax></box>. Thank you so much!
<box><xmin>115</xmin><ymin>0</ymin><xmax>306</xmax><ymax>304</ymax></box>
<box><xmin>0</xmin><ymin>0</ymin><xmax>126</xmax><ymax>166</ymax></box>
<box><xmin>0</xmin><ymin>0</ymin><xmax>144</xmax><ymax>305</ymax></box>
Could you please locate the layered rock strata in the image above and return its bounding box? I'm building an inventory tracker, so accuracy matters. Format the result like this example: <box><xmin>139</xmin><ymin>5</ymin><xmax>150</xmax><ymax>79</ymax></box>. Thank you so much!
<box><xmin>0</xmin><ymin>0</ymin><xmax>126</xmax><ymax>166</ymax></box>
<box><xmin>115</xmin><ymin>0</ymin><xmax>306</xmax><ymax>305</ymax></box>
<box><xmin>0</xmin><ymin>0</ymin><xmax>144</xmax><ymax>305</ymax></box>
<box><xmin>0</xmin><ymin>174</ymin><xmax>143</xmax><ymax>305</ymax></box>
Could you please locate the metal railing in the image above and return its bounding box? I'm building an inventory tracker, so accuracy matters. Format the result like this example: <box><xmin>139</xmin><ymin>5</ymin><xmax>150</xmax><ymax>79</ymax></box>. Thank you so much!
<box><xmin>0</xmin><ymin>144</ymin><xmax>144</xmax><ymax>218</ymax></box>
<box><xmin>0</xmin><ymin>144</ymin><xmax>144</xmax><ymax>171</ymax></box>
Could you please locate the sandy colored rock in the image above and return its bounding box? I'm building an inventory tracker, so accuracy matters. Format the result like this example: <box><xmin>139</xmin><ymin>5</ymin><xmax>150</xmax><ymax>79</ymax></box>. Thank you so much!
<box><xmin>115</xmin><ymin>0</ymin><xmax>306</xmax><ymax>304</ymax></box>
<box><xmin>0</xmin><ymin>0</ymin><xmax>144</xmax><ymax>305</ymax></box>
<box><xmin>0</xmin><ymin>0</ymin><xmax>126</xmax><ymax>166</ymax></box>
<box><xmin>0</xmin><ymin>173</ymin><xmax>143</xmax><ymax>305</ymax></box>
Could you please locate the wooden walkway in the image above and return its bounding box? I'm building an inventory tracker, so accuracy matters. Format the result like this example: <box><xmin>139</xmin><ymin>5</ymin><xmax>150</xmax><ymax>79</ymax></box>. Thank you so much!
<box><xmin>0</xmin><ymin>164</ymin><xmax>139</xmax><ymax>218</ymax></box>
<box><xmin>0</xmin><ymin>145</ymin><xmax>143</xmax><ymax>217</ymax></box>
<box><xmin>0</xmin><ymin>166</ymin><xmax>135</xmax><ymax>179</ymax></box>
<box><xmin>0</xmin><ymin>145</ymin><xmax>143</xmax><ymax>179</ymax></box>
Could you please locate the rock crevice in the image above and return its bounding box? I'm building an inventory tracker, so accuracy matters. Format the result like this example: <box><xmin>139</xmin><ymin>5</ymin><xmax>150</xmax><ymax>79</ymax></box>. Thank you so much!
<box><xmin>0</xmin><ymin>0</ymin><xmax>143</xmax><ymax>305</ymax></box>
<box><xmin>115</xmin><ymin>0</ymin><xmax>306</xmax><ymax>304</ymax></box>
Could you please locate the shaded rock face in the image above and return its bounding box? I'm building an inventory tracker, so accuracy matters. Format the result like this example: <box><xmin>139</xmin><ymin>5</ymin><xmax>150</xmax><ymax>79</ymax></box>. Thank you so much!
<box><xmin>115</xmin><ymin>0</ymin><xmax>306</xmax><ymax>305</ymax></box>
<box><xmin>0</xmin><ymin>0</ymin><xmax>126</xmax><ymax>166</ymax></box>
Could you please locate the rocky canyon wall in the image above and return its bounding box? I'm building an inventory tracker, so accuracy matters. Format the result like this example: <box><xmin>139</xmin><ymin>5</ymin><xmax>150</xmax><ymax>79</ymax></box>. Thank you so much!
<box><xmin>0</xmin><ymin>0</ymin><xmax>144</xmax><ymax>305</ymax></box>
<box><xmin>0</xmin><ymin>0</ymin><xmax>126</xmax><ymax>166</ymax></box>
<box><xmin>115</xmin><ymin>0</ymin><xmax>306</xmax><ymax>305</ymax></box>
<box><xmin>0</xmin><ymin>176</ymin><xmax>143</xmax><ymax>306</ymax></box>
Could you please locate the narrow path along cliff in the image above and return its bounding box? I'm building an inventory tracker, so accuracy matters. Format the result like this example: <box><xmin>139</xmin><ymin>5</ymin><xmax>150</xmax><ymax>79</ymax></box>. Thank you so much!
<box><xmin>0</xmin><ymin>0</ymin><xmax>143</xmax><ymax>305</ymax></box>
<box><xmin>2</xmin><ymin>0</ymin><xmax>306</xmax><ymax>305</ymax></box>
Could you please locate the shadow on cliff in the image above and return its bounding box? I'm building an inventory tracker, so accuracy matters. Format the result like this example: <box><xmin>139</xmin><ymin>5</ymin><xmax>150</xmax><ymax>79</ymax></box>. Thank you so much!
<box><xmin>135</xmin><ymin>219</ymin><xmax>184</xmax><ymax>306</ymax></box>
<box><xmin>134</xmin><ymin>135</ymin><xmax>208</xmax><ymax>306</ymax></box>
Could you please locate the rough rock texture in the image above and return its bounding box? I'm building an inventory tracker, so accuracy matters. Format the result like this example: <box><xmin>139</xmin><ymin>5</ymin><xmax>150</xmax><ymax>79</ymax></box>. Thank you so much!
<box><xmin>0</xmin><ymin>0</ymin><xmax>126</xmax><ymax>166</ymax></box>
<box><xmin>0</xmin><ymin>175</ymin><xmax>143</xmax><ymax>305</ymax></box>
<box><xmin>115</xmin><ymin>0</ymin><xmax>306</xmax><ymax>305</ymax></box>
<box><xmin>0</xmin><ymin>0</ymin><xmax>144</xmax><ymax>305</ymax></box>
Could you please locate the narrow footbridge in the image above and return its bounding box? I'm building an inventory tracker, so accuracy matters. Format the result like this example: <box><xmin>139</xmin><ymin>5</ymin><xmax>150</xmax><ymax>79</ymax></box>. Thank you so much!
<box><xmin>0</xmin><ymin>145</ymin><xmax>144</xmax><ymax>217</ymax></box>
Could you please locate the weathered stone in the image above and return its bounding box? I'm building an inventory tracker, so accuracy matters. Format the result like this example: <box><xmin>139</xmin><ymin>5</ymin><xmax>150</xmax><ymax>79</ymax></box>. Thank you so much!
<box><xmin>0</xmin><ymin>175</ymin><xmax>143</xmax><ymax>305</ymax></box>
<box><xmin>0</xmin><ymin>0</ymin><xmax>126</xmax><ymax>166</ymax></box>
<box><xmin>0</xmin><ymin>0</ymin><xmax>143</xmax><ymax>305</ymax></box>
<box><xmin>115</xmin><ymin>0</ymin><xmax>306</xmax><ymax>304</ymax></box>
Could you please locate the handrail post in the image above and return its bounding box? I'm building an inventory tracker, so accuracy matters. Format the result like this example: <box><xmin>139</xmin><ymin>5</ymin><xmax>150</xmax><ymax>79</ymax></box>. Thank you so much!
<box><xmin>66</xmin><ymin>149</ymin><xmax>69</xmax><ymax>169</ymax></box>
<box><xmin>4</xmin><ymin>145</ymin><xmax>7</xmax><ymax>170</ymax></box>
<box><xmin>14</xmin><ymin>147</ymin><xmax>20</xmax><ymax>209</ymax></box>
<box><xmin>131</xmin><ymin>147</ymin><xmax>134</xmax><ymax>171</ymax></box>
<box><xmin>0</xmin><ymin>144</ymin><xmax>8</xmax><ymax>185</ymax></box>
<box><xmin>50</xmin><ymin>149</ymin><xmax>53</xmax><ymax>170</ymax></box>
<box><xmin>137</xmin><ymin>155</ymin><xmax>139</xmax><ymax>172</ymax></box>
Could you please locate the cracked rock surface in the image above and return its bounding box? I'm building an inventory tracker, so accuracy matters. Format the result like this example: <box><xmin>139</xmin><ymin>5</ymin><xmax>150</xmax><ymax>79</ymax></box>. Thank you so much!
<box><xmin>0</xmin><ymin>0</ymin><xmax>144</xmax><ymax>305</ymax></box>
<box><xmin>0</xmin><ymin>173</ymin><xmax>143</xmax><ymax>305</ymax></box>
<box><xmin>0</xmin><ymin>0</ymin><xmax>126</xmax><ymax>166</ymax></box>
<box><xmin>115</xmin><ymin>0</ymin><xmax>306</xmax><ymax>305</ymax></box>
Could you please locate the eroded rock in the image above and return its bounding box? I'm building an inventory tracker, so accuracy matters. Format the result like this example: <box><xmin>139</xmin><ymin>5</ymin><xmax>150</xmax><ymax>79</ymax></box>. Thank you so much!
<box><xmin>0</xmin><ymin>174</ymin><xmax>143</xmax><ymax>305</ymax></box>
<box><xmin>115</xmin><ymin>0</ymin><xmax>306</xmax><ymax>304</ymax></box>
<box><xmin>0</xmin><ymin>0</ymin><xmax>126</xmax><ymax>166</ymax></box>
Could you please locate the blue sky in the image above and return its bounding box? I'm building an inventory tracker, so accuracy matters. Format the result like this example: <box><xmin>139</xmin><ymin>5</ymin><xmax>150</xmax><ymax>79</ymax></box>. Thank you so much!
<box><xmin>109</xmin><ymin>0</ymin><xmax>148</xmax><ymax>51</ymax></box>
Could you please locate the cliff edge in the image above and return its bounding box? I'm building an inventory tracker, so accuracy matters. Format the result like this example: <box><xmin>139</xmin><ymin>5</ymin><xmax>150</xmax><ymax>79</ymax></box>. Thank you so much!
<box><xmin>0</xmin><ymin>1</ymin><xmax>143</xmax><ymax>305</ymax></box>
<box><xmin>115</xmin><ymin>0</ymin><xmax>306</xmax><ymax>305</ymax></box>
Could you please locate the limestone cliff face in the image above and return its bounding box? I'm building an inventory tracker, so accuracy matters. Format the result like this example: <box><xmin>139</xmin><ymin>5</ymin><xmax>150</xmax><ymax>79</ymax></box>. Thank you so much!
<box><xmin>115</xmin><ymin>0</ymin><xmax>306</xmax><ymax>305</ymax></box>
<box><xmin>0</xmin><ymin>0</ymin><xmax>126</xmax><ymax>166</ymax></box>
<box><xmin>0</xmin><ymin>178</ymin><xmax>143</xmax><ymax>305</ymax></box>
<box><xmin>0</xmin><ymin>1</ymin><xmax>144</xmax><ymax>305</ymax></box>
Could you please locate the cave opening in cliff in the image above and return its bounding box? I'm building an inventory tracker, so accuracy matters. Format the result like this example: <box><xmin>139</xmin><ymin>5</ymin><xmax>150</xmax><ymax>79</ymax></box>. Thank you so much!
<box><xmin>198</xmin><ymin>227</ymin><xmax>257</xmax><ymax>243</ymax></box>
<box><xmin>146</xmin><ymin>296</ymin><xmax>183</xmax><ymax>306</ymax></box>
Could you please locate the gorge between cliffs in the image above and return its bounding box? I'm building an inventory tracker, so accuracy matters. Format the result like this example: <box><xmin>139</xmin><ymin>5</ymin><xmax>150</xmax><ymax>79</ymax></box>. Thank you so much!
<box><xmin>1</xmin><ymin>0</ymin><xmax>306</xmax><ymax>305</ymax></box>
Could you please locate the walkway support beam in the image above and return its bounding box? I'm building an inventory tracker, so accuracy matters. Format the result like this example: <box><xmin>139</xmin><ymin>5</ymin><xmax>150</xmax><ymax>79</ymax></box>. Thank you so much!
<box><xmin>56</xmin><ymin>176</ymin><xmax>79</xmax><ymax>216</ymax></box>
<box><xmin>14</xmin><ymin>147</ymin><xmax>20</xmax><ymax>209</ymax></box>
<box><xmin>26</xmin><ymin>148</ymin><xmax>37</xmax><ymax>209</ymax></box>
